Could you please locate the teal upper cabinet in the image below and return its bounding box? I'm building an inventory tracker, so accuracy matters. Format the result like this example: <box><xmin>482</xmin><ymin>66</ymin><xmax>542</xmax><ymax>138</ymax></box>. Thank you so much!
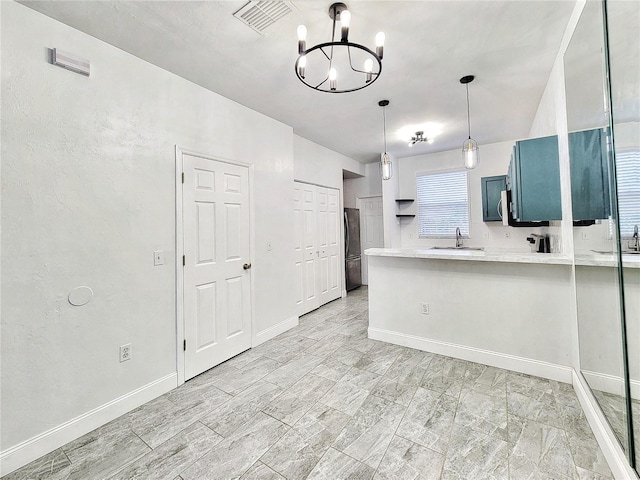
<box><xmin>509</xmin><ymin>135</ymin><xmax>562</xmax><ymax>222</ymax></box>
<box><xmin>569</xmin><ymin>128</ymin><xmax>610</xmax><ymax>220</ymax></box>
<box><xmin>481</xmin><ymin>175</ymin><xmax>506</xmax><ymax>222</ymax></box>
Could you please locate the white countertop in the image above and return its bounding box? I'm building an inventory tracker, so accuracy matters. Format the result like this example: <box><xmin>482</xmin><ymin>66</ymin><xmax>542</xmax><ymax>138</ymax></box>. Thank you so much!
<box><xmin>575</xmin><ymin>252</ymin><xmax>640</xmax><ymax>269</ymax></box>
<box><xmin>365</xmin><ymin>248</ymin><xmax>573</xmax><ymax>265</ymax></box>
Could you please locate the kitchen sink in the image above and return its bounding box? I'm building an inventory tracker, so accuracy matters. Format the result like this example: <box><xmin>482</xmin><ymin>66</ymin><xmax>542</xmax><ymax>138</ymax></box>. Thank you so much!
<box><xmin>430</xmin><ymin>246</ymin><xmax>485</xmax><ymax>251</ymax></box>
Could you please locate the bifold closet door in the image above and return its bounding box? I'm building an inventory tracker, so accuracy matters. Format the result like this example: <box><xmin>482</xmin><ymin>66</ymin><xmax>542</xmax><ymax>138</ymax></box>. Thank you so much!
<box><xmin>294</xmin><ymin>182</ymin><xmax>342</xmax><ymax>317</ymax></box>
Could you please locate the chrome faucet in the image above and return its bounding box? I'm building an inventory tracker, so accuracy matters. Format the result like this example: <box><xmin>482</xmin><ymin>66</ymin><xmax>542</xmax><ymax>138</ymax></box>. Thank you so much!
<box><xmin>455</xmin><ymin>227</ymin><xmax>463</xmax><ymax>248</ymax></box>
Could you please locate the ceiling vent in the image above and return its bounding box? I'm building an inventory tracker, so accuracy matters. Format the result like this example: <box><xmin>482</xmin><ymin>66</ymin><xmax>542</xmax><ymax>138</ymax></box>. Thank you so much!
<box><xmin>233</xmin><ymin>1</ymin><xmax>295</xmax><ymax>35</ymax></box>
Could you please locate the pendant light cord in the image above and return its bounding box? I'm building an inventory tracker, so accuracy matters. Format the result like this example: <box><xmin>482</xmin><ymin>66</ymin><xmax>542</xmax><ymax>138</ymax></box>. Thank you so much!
<box><xmin>383</xmin><ymin>105</ymin><xmax>387</xmax><ymax>153</ymax></box>
<box><xmin>466</xmin><ymin>84</ymin><xmax>471</xmax><ymax>140</ymax></box>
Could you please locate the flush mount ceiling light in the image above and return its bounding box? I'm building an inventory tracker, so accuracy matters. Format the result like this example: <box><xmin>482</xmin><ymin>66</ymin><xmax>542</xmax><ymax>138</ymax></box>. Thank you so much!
<box><xmin>379</xmin><ymin>100</ymin><xmax>392</xmax><ymax>180</ymax></box>
<box><xmin>295</xmin><ymin>3</ymin><xmax>384</xmax><ymax>93</ymax></box>
<box><xmin>460</xmin><ymin>75</ymin><xmax>479</xmax><ymax>169</ymax></box>
<box><xmin>408</xmin><ymin>131</ymin><xmax>433</xmax><ymax>147</ymax></box>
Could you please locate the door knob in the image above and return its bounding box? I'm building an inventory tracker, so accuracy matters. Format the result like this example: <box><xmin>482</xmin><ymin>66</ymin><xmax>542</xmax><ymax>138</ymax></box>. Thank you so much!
<box><xmin>243</xmin><ymin>263</ymin><xmax>252</xmax><ymax>270</ymax></box>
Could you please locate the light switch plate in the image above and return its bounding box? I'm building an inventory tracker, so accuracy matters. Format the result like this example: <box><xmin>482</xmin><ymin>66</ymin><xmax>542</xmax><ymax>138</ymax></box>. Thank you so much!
<box><xmin>154</xmin><ymin>250</ymin><xmax>164</xmax><ymax>266</ymax></box>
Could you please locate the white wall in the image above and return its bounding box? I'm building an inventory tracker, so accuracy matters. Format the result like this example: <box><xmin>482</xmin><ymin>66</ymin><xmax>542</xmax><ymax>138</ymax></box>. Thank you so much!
<box><xmin>576</xmin><ymin>265</ymin><xmax>640</xmax><ymax>399</ymax></box>
<box><xmin>293</xmin><ymin>135</ymin><xmax>364</xmax><ymax>190</ymax></box>
<box><xmin>0</xmin><ymin>1</ymin><xmax>297</xmax><ymax>467</ymax></box>
<box><xmin>394</xmin><ymin>141</ymin><xmax>557</xmax><ymax>252</ymax></box>
<box><xmin>343</xmin><ymin>162</ymin><xmax>382</xmax><ymax>209</ymax></box>
<box><xmin>368</xmin><ymin>256</ymin><xmax>574</xmax><ymax>372</ymax></box>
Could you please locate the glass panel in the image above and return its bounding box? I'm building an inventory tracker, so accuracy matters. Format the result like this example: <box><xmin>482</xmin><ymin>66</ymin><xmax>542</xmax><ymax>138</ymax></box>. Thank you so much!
<box><xmin>607</xmin><ymin>0</ymin><xmax>640</xmax><ymax>471</ymax></box>
<box><xmin>565</xmin><ymin>0</ymin><xmax>631</xmax><ymax>458</ymax></box>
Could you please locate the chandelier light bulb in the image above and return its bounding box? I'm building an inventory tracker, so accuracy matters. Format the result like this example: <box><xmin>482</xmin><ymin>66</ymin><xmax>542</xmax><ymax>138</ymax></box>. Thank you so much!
<box><xmin>298</xmin><ymin>55</ymin><xmax>306</xmax><ymax>78</ymax></box>
<box><xmin>329</xmin><ymin>67</ymin><xmax>337</xmax><ymax>91</ymax></box>
<box><xmin>364</xmin><ymin>58</ymin><xmax>373</xmax><ymax>82</ymax></box>
<box><xmin>297</xmin><ymin>25</ymin><xmax>307</xmax><ymax>54</ymax></box>
<box><xmin>340</xmin><ymin>10</ymin><xmax>351</xmax><ymax>42</ymax></box>
<box><xmin>297</xmin><ymin>25</ymin><xmax>307</xmax><ymax>41</ymax></box>
<box><xmin>375</xmin><ymin>32</ymin><xmax>385</xmax><ymax>59</ymax></box>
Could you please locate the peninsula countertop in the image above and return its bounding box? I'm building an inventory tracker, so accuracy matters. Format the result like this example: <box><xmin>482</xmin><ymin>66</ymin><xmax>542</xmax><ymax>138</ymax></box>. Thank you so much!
<box><xmin>364</xmin><ymin>247</ymin><xmax>573</xmax><ymax>265</ymax></box>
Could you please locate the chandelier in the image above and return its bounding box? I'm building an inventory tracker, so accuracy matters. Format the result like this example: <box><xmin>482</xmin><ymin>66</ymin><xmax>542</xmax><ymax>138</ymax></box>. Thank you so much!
<box><xmin>408</xmin><ymin>131</ymin><xmax>433</xmax><ymax>147</ymax></box>
<box><xmin>295</xmin><ymin>3</ymin><xmax>384</xmax><ymax>93</ymax></box>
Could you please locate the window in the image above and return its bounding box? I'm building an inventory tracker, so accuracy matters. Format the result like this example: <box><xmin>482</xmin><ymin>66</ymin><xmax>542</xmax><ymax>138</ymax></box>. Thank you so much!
<box><xmin>417</xmin><ymin>169</ymin><xmax>469</xmax><ymax>237</ymax></box>
<box><xmin>616</xmin><ymin>148</ymin><xmax>640</xmax><ymax>238</ymax></box>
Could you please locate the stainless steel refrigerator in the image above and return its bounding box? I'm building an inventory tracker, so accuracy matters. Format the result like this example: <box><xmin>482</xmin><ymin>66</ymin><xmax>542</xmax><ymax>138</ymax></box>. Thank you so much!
<box><xmin>344</xmin><ymin>208</ymin><xmax>362</xmax><ymax>291</ymax></box>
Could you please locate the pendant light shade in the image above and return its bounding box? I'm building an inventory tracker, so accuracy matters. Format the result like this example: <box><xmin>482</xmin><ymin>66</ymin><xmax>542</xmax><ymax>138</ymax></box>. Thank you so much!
<box><xmin>381</xmin><ymin>153</ymin><xmax>392</xmax><ymax>180</ymax></box>
<box><xmin>379</xmin><ymin>100</ymin><xmax>392</xmax><ymax>180</ymax></box>
<box><xmin>460</xmin><ymin>75</ymin><xmax>479</xmax><ymax>169</ymax></box>
<box><xmin>463</xmin><ymin>138</ymin><xmax>479</xmax><ymax>169</ymax></box>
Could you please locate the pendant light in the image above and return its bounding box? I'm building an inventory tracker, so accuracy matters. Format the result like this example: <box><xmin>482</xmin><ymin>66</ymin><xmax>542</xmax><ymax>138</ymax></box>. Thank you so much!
<box><xmin>379</xmin><ymin>100</ymin><xmax>392</xmax><ymax>180</ymax></box>
<box><xmin>460</xmin><ymin>75</ymin><xmax>479</xmax><ymax>169</ymax></box>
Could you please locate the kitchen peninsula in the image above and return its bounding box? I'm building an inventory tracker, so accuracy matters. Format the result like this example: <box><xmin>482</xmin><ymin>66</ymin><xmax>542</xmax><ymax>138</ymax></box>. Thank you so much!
<box><xmin>365</xmin><ymin>247</ymin><xmax>575</xmax><ymax>383</ymax></box>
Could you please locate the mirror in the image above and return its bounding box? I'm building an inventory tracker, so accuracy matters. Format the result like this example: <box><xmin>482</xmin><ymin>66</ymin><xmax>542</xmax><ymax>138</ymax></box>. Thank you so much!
<box><xmin>608</xmin><ymin>0</ymin><xmax>640</xmax><ymax>472</ymax></box>
<box><xmin>565</xmin><ymin>0</ymin><xmax>639</xmax><ymax>471</ymax></box>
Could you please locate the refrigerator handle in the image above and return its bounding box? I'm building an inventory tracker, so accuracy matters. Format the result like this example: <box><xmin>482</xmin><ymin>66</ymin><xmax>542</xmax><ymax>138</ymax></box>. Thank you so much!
<box><xmin>344</xmin><ymin>211</ymin><xmax>349</xmax><ymax>257</ymax></box>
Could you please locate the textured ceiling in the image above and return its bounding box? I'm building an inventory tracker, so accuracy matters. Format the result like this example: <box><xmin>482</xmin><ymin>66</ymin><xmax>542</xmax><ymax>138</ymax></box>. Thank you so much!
<box><xmin>20</xmin><ymin>1</ymin><xmax>577</xmax><ymax>163</ymax></box>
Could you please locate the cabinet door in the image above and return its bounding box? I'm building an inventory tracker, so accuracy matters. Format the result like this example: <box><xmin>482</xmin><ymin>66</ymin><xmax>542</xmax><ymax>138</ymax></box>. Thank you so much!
<box><xmin>508</xmin><ymin>146</ymin><xmax>518</xmax><ymax>220</ymax></box>
<box><xmin>481</xmin><ymin>175</ymin><xmax>507</xmax><ymax>222</ymax></box>
<box><xmin>514</xmin><ymin>135</ymin><xmax>562</xmax><ymax>221</ymax></box>
<box><xmin>569</xmin><ymin>128</ymin><xmax>610</xmax><ymax>220</ymax></box>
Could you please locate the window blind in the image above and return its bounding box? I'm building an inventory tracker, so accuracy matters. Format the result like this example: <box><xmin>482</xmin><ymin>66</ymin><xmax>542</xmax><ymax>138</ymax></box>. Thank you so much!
<box><xmin>417</xmin><ymin>170</ymin><xmax>469</xmax><ymax>237</ymax></box>
<box><xmin>616</xmin><ymin>149</ymin><xmax>640</xmax><ymax>238</ymax></box>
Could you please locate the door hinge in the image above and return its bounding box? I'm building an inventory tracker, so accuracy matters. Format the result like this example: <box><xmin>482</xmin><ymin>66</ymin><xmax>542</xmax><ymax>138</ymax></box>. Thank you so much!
<box><xmin>182</xmin><ymin>172</ymin><xmax>184</xmax><ymax>184</ymax></box>
<box><xmin>183</xmin><ymin>339</ymin><xmax>186</xmax><ymax>351</ymax></box>
<box><xmin>182</xmin><ymin>255</ymin><xmax>185</xmax><ymax>266</ymax></box>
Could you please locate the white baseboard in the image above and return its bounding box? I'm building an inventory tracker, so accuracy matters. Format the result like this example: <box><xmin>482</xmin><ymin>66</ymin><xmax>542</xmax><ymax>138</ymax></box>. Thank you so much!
<box><xmin>368</xmin><ymin>327</ymin><xmax>573</xmax><ymax>383</ymax></box>
<box><xmin>582</xmin><ymin>370</ymin><xmax>640</xmax><ymax>401</ymax></box>
<box><xmin>0</xmin><ymin>373</ymin><xmax>177</xmax><ymax>477</ymax></box>
<box><xmin>572</xmin><ymin>371</ymin><xmax>638</xmax><ymax>480</ymax></box>
<box><xmin>254</xmin><ymin>315</ymin><xmax>298</xmax><ymax>346</ymax></box>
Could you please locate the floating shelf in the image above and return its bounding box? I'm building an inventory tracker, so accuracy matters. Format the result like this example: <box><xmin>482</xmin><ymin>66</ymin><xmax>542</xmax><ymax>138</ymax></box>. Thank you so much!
<box><xmin>395</xmin><ymin>214</ymin><xmax>416</xmax><ymax>218</ymax></box>
<box><xmin>395</xmin><ymin>199</ymin><xmax>415</xmax><ymax>203</ymax></box>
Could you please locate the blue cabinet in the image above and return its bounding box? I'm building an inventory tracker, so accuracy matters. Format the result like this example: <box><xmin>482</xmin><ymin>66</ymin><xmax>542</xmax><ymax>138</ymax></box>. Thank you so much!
<box><xmin>569</xmin><ymin>128</ymin><xmax>610</xmax><ymax>221</ymax></box>
<box><xmin>508</xmin><ymin>135</ymin><xmax>562</xmax><ymax>222</ymax></box>
<box><xmin>481</xmin><ymin>175</ymin><xmax>506</xmax><ymax>222</ymax></box>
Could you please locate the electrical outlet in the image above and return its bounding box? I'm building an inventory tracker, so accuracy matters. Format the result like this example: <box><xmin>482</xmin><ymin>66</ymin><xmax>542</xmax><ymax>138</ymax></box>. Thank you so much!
<box><xmin>581</xmin><ymin>231</ymin><xmax>589</xmax><ymax>240</ymax></box>
<box><xmin>504</xmin><ymin>231</ymin><xmax>511</xmax><ymax>238</ymax></box>
<box><xmin>154</xmin><ymin>250</ymin><xmax>164</xmax><ymax>266</ymax></box>
<box><xmin>120</xmin><ymin>344</ymin><xmax>131</xmax><ymax>362</ymax></box>
<box><xmin>421</xmin><ymin>303</ymin><xmax>429</xmax><ymax>315</ymax></box>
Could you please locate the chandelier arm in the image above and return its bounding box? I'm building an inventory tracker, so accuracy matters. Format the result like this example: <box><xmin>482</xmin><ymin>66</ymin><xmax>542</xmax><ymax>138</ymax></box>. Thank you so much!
<box><xmin>319</xmin><ymin>46</ymin><xmax>332</xmax><ymax>62</ymax></box>
<box><xmin>313</xmin><ymin>74</ymin><xmax>331</xmax><ymax>90</ymax></box>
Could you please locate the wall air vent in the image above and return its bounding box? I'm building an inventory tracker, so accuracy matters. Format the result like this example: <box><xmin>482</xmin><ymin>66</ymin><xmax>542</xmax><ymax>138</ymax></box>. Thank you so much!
<box><xmin>233</xmin><ymin>1</ymin><xmax>295</xmax><ymax>35</ymax></box>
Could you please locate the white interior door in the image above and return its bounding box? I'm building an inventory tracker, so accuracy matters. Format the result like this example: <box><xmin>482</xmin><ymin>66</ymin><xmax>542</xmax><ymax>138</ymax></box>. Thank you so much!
<box><xmin>357</xmin><ymin>196</ymin><xmax>384</xmax><ymax>285</ymax></box>
<box><xmin>294</xmin><ymin>182</ymin><xmax>320</xmax><ymax>315</ymax></box>
<box><xmin>294</xmin><ymin>182</ymin><xmax>341</xmax><ymax>316</ymax></box>
<box><xmin>182</xmin><ymin>153</ymin><xmax>251</xmax><ymax>380</ymax></box>
<box><xmin>317</xmin><ymin>187</ymin><xmax>341</xmax><ymax>304</ymax></box>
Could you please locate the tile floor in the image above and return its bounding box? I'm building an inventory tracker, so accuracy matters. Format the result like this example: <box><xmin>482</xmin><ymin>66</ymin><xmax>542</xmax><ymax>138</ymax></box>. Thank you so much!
<box><xmin>4</xmin><ymin>287</ymin><xmax>614</xmax><ymax>479</ymax></box>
